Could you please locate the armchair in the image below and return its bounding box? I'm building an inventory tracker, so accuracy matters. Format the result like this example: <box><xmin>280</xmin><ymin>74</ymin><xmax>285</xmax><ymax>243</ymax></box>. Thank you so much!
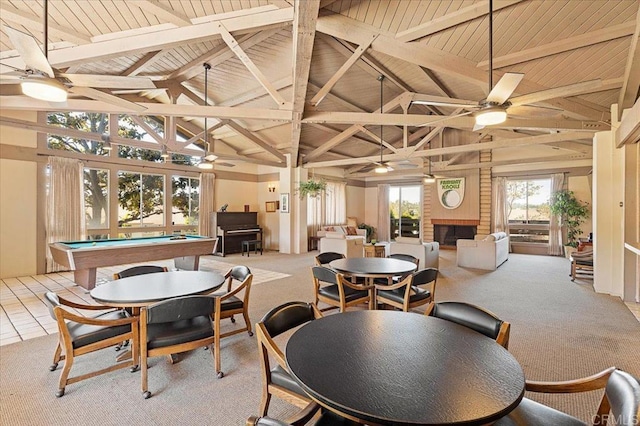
<box><xmin>389</xmin><ymin>237</ymin><xmax>439</xmax><ymax>269</ymax></box>
<box><xmin>375</xmin><ymin>268</ymin><xmax>437</xmax><ymax>312</ymax></box>
<box><xmin>113</xmin><ymin>265</ymin><xmax>168</xmax><ymax>280</ymax></box>
<box><xmin>457</xmin><ymin>232</ymin><xmax>509</xmax><ymax>271</ymax></box>
<box><xmin>493</xmin><ymin>367</ymin><xmax>639</xmax><ymax>426</ymax></box>
<box><xmin>319</xmin><ymin>232</ymin><xmax>364</xmax><ymax>258</ymax></box>
<box><xmin>311</xmin><ymin>266</ymin><xmax>373</xmax><ymax>312</ymax></box>
<box><xmin>44</xmin><ymin>292</ymin><xmax>139</xmax><ymax>397</ymax></box>
<box><xmin>571</xmin><ymin>248</ymin><xmax>593</xmax><ymax>281</ymax></box>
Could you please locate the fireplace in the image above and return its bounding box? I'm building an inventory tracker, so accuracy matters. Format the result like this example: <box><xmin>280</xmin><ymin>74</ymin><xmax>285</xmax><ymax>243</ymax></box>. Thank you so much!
<box><xmin>431</xmin><ymin>219</ymin><xmax>480</xmax><ymax>248</ymax></box>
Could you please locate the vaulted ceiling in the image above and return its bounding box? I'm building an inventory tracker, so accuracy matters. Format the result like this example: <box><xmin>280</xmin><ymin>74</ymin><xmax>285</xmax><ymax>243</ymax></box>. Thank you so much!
<box><xmin>1</xmin><ymin>0</ymin><xmax>639</xmax><ymax>178</ymax></box>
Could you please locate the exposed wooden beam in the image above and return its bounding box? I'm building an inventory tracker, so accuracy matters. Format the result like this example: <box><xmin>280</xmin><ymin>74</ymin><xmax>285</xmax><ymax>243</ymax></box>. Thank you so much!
<box><xmin>130</xmin><ymin>116</ymin><xmax>164</xmax><ymax>144</ymax></box>
<box><xmin>615</xmin><ymin>97</ymin><xmax>640</xmax><ymax>147</ymax></box>
<box><xmin>0</xmin><ymin>7</ymin><xmax>294</xmax><ymax>71</ymax></box>
<box><xmin>225</xmin><ymin>121</ymin><xmax>287</xmax><ymax>162</ymax></box>
<box><xmin>308</xmin><ymin>81</ymin><xmax>366</xmax><ymax>111</ymax></box>
<box><xmin>132</xmin><ymin>1</ymin><xmax>192</xmax><ymax>26</ymax></box>
<box><xmin>395</xmin><ymin>0</ymin><xmax>524</xmax><ymax>43</ymax></box>
<box><xmin>67</xmin><ymin>87</ymin><xmax>147</xmax><ymax>113</ymax></box>
<box><xmin>310</xmin><ymin>34</ymin><xmax>378</xmax><ymax>106</ymax></box>
<box><xmin>510</xmin><ymin>80</ymin><xmax>603</xmax><ymax>107</ymax></box>
<box><xmin>306</xmin><ymin>131</ymin><xmax>591</xmax><ymax>168</ymax></box>
<box><xmin>290</xmin><ymin>0</ymin><xmax>321</xmax><ymax>167</ymax></box>
<box><xmin>419</xmin><ymin>67</ymin><xmax>453</xmax><ymax>98</ymax></box>
<box><xmin>0</xmin><ymin>3</ymin><xmax>91</xmax><ymax>45</ymax></box>
<box><xmin>478</xmin><ymin>21</ymin><xmax>637</xmax><ymax>69</ymax></box>
<box><xmin>0</xmin><ymin>96</ymin><xmax>293</xmax><ymax>121</ymax></box>
<box><xmin>218</xmin><ymin>23</ymin><xmax>289</xmax><ymax>107</ymax></box>
<box><xmin>306</xmin><ymin>123</ymin><xmax>380</xmax><ymax>148</ymax></box>
<box><xmin>618</xmin><ymin>6</ymin><xmax>640</xmax><ymax>115</ymax></box>
<box><xmin>121</xmin><ymin>50</ymin><xmax>168</xmax><ymax>76</ymax></box>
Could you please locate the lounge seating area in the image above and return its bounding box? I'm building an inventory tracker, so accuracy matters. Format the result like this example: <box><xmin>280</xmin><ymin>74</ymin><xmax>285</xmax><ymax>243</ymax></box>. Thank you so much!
<box><xmin>389</xmin><ymin>237</ymin><xmax>440</xmax><ymax>269</ymax></box>
<box><xmin>318</xmin><ymin>232</ymin><xmax>365</xmax><ymax>258</ymax></box>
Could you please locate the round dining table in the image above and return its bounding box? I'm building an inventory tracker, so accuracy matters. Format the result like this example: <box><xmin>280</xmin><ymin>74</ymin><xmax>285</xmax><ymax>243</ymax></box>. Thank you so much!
<box><xmin>90</xmin><ymin>270</ymin><xmax>225</xmax><ymax>307</ymax></box>
<box><xmin>329</xmin><ymin>257</ymin><xmax>417</xmax><ymax>283</ymax></box>
<box><xmin>286</xmin><ymin>310</ymin><xmax>525</xmax><ymax>426</ymax></box>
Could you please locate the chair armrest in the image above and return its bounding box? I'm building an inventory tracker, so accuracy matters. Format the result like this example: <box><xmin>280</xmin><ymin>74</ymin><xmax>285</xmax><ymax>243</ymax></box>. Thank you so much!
<box><xmin>256</xmin><ymin>323</ymin><xmax>287</xmax><ymax>371</ymax></box>
<box><xmin>374</xmin><ymin>274</ymin><xmax>412</xmax><ymax>291</ymax></box>
<box><xmin>525</xmin><ymin>367</ymin><xmax>616</xmax><ymax>393</ymax></box>
<box><xmin>216</xmin><ymin>275</ymin><xmax>253</xmax><ymax>302</ymax></box>
<box><xmin>57</xmin><ymin>295</ymin><xmax>116</xmax><ymax>311</ymax></box>
<box><xmin>55</xmin><ymin>307</ymin><xmax>138</xmax><ymax>327</ymax></box>
<box><xmin>340</xmin><ymin>275</ymin><xmax>374</xmax><ymax>291</ymax></box>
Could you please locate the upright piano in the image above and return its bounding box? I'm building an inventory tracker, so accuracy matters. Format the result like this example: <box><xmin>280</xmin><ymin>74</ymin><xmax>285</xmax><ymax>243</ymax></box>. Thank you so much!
<box><xmin>210</xmin><ymin>212</ymin><xmax>263</xmax><ymax>256</ymax></box>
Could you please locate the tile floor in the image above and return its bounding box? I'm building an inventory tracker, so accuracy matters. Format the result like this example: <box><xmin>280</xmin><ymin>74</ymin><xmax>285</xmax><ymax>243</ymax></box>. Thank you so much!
<box><xmin>0</xmin><ymin>257</ymin><xmax>290</xmax><ymax>347</ymax></box>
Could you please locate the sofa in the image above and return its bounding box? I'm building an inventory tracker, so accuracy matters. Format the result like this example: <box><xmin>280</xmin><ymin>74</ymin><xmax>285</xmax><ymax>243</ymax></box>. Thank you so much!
<box><xmin>388</xmin><ymin>237</ymin><xmax>439</xmax><ymax>269</ymax></box>
<box><xmin>316</xmin><ymin>224</ymin><xmax>366</xmax><ymax>241</ymax></box>
<box><xmin>456</xmin><ymin>232</ymin><xmax>509</xmax><ymax>271</ymax></box>
<box><xmin>319</xmin><ymin>232</ymin><xmax>365</xmax><ymax>258</ymax></box>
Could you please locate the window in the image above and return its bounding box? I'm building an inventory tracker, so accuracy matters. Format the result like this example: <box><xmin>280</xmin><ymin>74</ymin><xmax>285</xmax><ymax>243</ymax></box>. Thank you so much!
<box><xmin>172</xmin><ymin>176</ymin><xmax>199</xmax><ymax>228</ymax></box>
<box><xmin>118</xmin><ymin>171</ymin><xmax>164</xmax><ymax>228</ymax></box>
<box><xmin>84</xmin><ymin>167</ymin><xmax>109</xmax><ymax>232</ymax></box>
<box><xmin>507</xmin><ymin>179</ymin><xmax>551</xmax><ymax>243</ymax></box>
<box><xmin>390</xmin><ymin>186</ymin><xmax>421</xmax><ymax>240</ymax></box>
<box><xmin>47</xmin><ymin>112</ymin><xmax>111</xmax><ymax>155</ymax></box>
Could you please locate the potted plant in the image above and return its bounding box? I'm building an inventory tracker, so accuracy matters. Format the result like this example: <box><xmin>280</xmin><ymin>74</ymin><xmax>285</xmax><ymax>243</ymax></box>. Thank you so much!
<box><xmin>358</xmin><ymin>223</ymin><xmax>376</xmax><ymax>243</ymax></box>
<box><xmin>549</xmin><ymin>190</ymin><xmax>589</xmax><ymax>257</ymax></box>
<box><xmin>296</xmin><ymin>179</ymin><xmax>327</xmax><ymax>199</ymax></box>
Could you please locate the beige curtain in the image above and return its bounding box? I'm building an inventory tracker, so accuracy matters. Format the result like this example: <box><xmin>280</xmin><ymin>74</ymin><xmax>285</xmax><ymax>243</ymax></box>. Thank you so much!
<box><xmin>46</xmin><ymin>157</ymin><xmax>86</xmax><ymax>272</ymax></box>
<box><xmin>492</xmin><ymin>177</ymin><xmax>509</xmax><ymax>234</ymax></box>
<box><xmin>377</xmin><ymin>184</ymin><xmax>390</xmax><ymax>242</ymax></box>
<box><xmin>198</xmin><ymin>172</ymin><xmax>216</xmax><ymax>237</ymax></box>
<box><xmin>307</xmin><ymin>181</ymin><xmax>346</xmax><ymax>236</ymax></box>
<box><xmin>549</xmin><ymin>173</ymin><xmax>565</xmax><ymax>256</ymax></box>
<box><xmin>307</xmin><ymin>194</ymin><xmax>322</xmax><ymax>237</ymax></box>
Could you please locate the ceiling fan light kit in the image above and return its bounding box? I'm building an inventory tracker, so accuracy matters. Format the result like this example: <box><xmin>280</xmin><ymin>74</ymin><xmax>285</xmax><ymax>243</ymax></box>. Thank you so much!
<box><xmin>197</xmin><ymin>161</ymin><xmax>214</xmax><ymax>170</ymax></box>
<box><xmin>475</xmin><ymin>105</ymin><xmax>508</xmax><ymax>126</ymax></box>
<box><xmin>21</xmin><ymin>77</ymin><xmax>67</xmax><ymax>102</ymax></box>
<box><xmin>374</xmin><ymin>165</ymin><xmax>389</xmax><ymax>174</ymax></box>
<box><xmin>423</xmin><ymin>174</ymin><xmax>436</xmax><ymax>184</ymax></box>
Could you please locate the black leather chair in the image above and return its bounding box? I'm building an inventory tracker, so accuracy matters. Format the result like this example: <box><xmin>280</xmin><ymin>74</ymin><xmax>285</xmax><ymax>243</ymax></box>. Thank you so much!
<box><xmin>256</xmin><ymin>301</ymin><xmax>323</xmax><ymax>416</ymax></box>
<box><xmin>212</xmin><ymin>265</ymin><xmax>254</xmax><ymax>378</ymax></box>
<box><xmin>311</xmin><ymin>266</ymin><xmax>372</xmax><ymax>312</ymax></box>
<box><xmin>494</xmin><ymin>367</ymin><xmax>640</xmax><ymax>426</ymax></box>
<box><xmin>376</xmin><ymin>267</ymin><xmax>437</xmax><ymax>312</ymax></box>
<box><xmin>44</xmin><ymin>292</ymin><xmax>139</xmax><ymax>397</ymax></box>
<box><xmin>113</xmin><ymin>265</ymin><xmax>168</xmax><ymax>280</ymax></box>
<box><xmin>140</xmin><ymin>295</ymin><xmax>216</xmax><ymax>399</ymax></box>
<box><xmin>373</xmin><ymin>253</ymin><xmax>419</xmax><ymax>285</ymax></box>
<box><xmin>314</xmin><ymin>252</ymin><xmax>345</xmax><ymax>267</ymax></box>
<box><xmin>424</xmin><ymin>301</ymin><xmax>510</xmax><ymax>349</ymax></box>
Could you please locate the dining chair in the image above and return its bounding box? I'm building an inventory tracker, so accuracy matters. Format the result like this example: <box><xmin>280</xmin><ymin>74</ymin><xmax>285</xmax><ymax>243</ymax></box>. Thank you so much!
<box><xmin>373</xmin><ymin>253</ymin><xmax>419</xmax><ymax>285</ymax></box>
<box><xmin>314</xmin><ymin>251</ymin><xmax>345</xmax><ymax>266</ymax></box>
<box><xmin>212</xmin><ymin>265</ymin><xmax>254</xmax><ymax>378</ymax></box>
<box><xmin>139</xmin><ymin>295</ymin><xmax>216</xmax><ymax>399</ymax></box>
<box><xmin>113</xmin><ymin>265</ymin><xmax>168</xmax><ymax>280</ymax></box>
<box><xmin>376</xmin><ymin>268</ymin><xmax>437</xmax><ymax>312</ymax></box>
<box><xmin>247</xmin><ymin>401</ymin><xmax>359</xmax><ymax>426</ymax></box>
<box><xmin>570</xmin><ymin>248</ymin><xmax>594</xmax><ymax>281</ymax></box>
<box><xmin>44</xmin><ymin>292</ymin><xmax>139</xmax><ymax>397</ymax></box>
<box><xmin>493</xmin><ymin>367</ymin><xmax>640</xmax><ymax>426</ymax></box>
<box><xmin>256</xmin><ymin>301</ymin><xmax>323</xmax><ymax>417</ymax></box>
<box><xmin>311</xmin><ymin>266</ymin><xmax>373</xmax><ymax>312</ymax></box>
<box><xmin>424</xmin><ymin>301</ymin><xmax>510</xmax><ymax>349</ymax></box>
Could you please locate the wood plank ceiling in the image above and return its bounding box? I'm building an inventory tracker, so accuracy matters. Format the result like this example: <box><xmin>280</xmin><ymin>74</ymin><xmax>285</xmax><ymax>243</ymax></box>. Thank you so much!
<box><xmin>0</xmin><ymin>0</ymin><xmax>638</xmax><ymax>178</ymax></box>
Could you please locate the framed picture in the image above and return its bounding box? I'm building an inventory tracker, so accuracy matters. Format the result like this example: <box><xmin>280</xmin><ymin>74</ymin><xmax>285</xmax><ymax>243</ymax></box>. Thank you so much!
<box><xmin>280</xmin><ymin>193</ymin><xmax>290</xmax><ymax>213</ymax></box>
<box><xmin>265</xmin><ymin>201</ymin><xmax>277</xmax><ymax>212</ymax></box>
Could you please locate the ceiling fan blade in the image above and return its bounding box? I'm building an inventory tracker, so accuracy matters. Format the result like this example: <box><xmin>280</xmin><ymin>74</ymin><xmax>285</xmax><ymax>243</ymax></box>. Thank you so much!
<box><xmin>3</xmin><ymin>26</ymin><xmax>54</xmax><ymax>78</ymax></box>
<box><xmin>0</xmin><ymin>84</ymin><xmax>24</xmax><ymax>96</ymax></box>
<box><xmin>486</xmin><ymin>72</ymin><xmax>524</xmax><ymax>104</ymax></box>
<box><xmin>508</xmin><ymin>104</ymin><xmax>564</xmax><ymax>118</ymax></box>
<box><xmin>61</xmin><ymin>74</ymin><xmax>156</xmax><ymax>90</ymax></box>
<box><xmin>0</xmin><ymin>75</ymin><xmax>22</xmax><ymax>84</ymax></box>
<box><xmin>69</xmin><ymin>86</ymin><xmax>147</xmax><ymax>112</ymax></box>
<box><xmin>472</xmin><ymin>122</ymin><xmax>485</xmax><ymax>132</ymax></box>
<box><xmin>216</xmin><ymin>161</ymin><xmax>236</xmax><ymax>168</ymax></box>
<box><xmin>387</xmin><ymin>159</ymin><xmax>420</xmax><ymax>169</ymax></box>
<box><xmin>412</xmin><ymin>94</ymin><xmax>478</xmax><ymax>109</ymax></box>
<box><xmin>509</xmin><ymin>79</ymin><xmax>603</xmax><ymax>107</ymax></box>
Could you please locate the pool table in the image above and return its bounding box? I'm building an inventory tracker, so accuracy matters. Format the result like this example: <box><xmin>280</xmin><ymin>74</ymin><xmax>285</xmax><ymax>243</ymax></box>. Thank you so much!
<box><xmin>49</xmin><ymin>235</ymin><xmax>218</xmax><ymax>290</ymax></box>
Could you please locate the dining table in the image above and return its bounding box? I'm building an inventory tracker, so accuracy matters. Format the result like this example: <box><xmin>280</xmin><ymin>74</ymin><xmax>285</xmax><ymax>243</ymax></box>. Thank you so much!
<box><xmin>90</xmin><ymin>270</ymin><xmax>225</xmax><ymax>308</ymax></box>
<box><xmin>286</xmin><ymin>310</ymin><xmax>525</xmax><ymax>426</ymax></box>
<box><xmin>329</xmin><ymin>257</ymin><xmax>417</xmax><ymax>285</ymax></box>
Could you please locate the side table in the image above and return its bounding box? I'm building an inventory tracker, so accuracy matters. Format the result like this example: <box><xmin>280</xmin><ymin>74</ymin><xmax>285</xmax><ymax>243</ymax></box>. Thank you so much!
<box><xmin>308</xmin><ymin>236</ymin><xmax>321</xmax><ymax>251</ymax></box>
<box><xmin>364</xmin><ymin>244</ymin><xmax>386</xmax><ymax>258</ymax></box>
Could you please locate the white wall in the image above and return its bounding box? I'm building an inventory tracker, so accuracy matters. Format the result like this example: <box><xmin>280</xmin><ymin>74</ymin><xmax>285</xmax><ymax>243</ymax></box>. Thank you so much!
<box><xmin>0</xmin><ymin>110</ymin><xmax>39</xmax><ymax>278</ymax></box>
<box><xmin>346</xmin><ymin>184</ymin><xmax>365</xmax><ymax>225</ymax></box>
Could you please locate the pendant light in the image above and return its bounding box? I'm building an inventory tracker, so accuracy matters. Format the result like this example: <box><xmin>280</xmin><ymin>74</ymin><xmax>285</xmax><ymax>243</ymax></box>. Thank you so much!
<box><xmin>423</xmin><ymin>159</ymin><xmax>436</xmax><ymax>184</ymax></box>
<box><xmin>374</xmin><ymin>75</ymin><xmax>389</xmax><ymax>174</ymax></box>
<box><xmin>198</xmin><ymin>63</ymin><xmax>215</xmax><ymax>169</ymax></box>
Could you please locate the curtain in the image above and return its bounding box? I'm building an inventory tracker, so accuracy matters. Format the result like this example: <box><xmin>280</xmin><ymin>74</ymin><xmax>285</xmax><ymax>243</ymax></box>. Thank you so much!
<box><xmin>198</xmin><ymin>172</ymin><xmax>216</xmax><ymax>237</ymax></box>
<box><xmin>307</xmin><ymin>181</ymin><xmax>346</xmax><ymax>236</ymax></box>
<box><xmin>46</xmin><ymin>157</ymin><xmax>86</xmax><ymax>272</ymax></box>
<box><xmin>549</xmin><ymin>173</ymin><xmax>565</xmax><ymax>256</ymax></box>
<box><xmin>492</xmin><ymin>177</ymin><xmax>509</xmax><ymax>234</ymax></box>
<box><xmin>377</xmin><ymin>184</ymin><xmax>390</xmax><ymax>242</ymax></box>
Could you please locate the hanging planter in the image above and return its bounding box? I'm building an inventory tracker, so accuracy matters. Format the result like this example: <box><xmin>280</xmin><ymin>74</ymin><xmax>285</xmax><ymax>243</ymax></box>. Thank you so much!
<box><xmin>296</xmin><ymin>179</ymin><xmax>327</xmax><ymax>199</ymax></box>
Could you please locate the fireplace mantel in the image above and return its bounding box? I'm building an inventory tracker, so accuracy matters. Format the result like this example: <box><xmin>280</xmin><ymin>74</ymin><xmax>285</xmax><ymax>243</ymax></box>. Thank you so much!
<box><xmin>431</xmin><ymin>219</ymin><xmax>480</xmax><ymax>226</ymax></box>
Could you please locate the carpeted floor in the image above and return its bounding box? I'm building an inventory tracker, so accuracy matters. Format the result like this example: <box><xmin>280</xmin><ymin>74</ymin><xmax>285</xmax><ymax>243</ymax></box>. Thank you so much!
<box><xmin>1</xmin><ymin>250</ymin><xmax>639</xmax><ymax>425</ymax></box>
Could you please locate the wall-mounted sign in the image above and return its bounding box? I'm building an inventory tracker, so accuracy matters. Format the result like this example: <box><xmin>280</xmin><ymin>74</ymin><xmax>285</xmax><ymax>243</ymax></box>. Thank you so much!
<box><xmin>437</xmin><ymin>178</ymin><xmax>465</xmax><ymax>209</ymax></box>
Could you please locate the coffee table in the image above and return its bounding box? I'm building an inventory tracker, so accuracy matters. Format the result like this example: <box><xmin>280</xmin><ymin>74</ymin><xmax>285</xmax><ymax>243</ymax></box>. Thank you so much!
<box><xmin>286</xmin><ymin>310</ymin><xmax>525</xmax><ymax>425</ymax></box>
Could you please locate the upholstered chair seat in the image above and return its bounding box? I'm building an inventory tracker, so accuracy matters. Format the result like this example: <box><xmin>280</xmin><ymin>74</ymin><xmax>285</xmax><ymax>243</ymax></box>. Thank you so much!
<box><xmin>318</xmin><ymin>284</ymin><xmax>369</xmax><ymax>303</ymax></box>
<box><xmin>269</xmin><ymin>364</ymin><xmax>307</xmax><ymax>395</ymax></box>
<box><xmin>145</xmin><ymin>316</ymin><xmax>213</xmax><ymax>350</ymax></box>
<box><xmin>312</xmin><ymin>266</ymin><xmax>373</xmax><ymax>312</ymax></box>
<box><xmin>495</xmin><ymin>397</ymin><xmax>587</xmax><ymax>426</ymax></box>
<box><xmin>67</xmin><ymin>309</ymin><xmax>132</xmax><ymax>349</ymax></box>
<box><xmin>377</xmin><ymin>286</ymin><xmax>431</xmax><ymax>305</ymax></box>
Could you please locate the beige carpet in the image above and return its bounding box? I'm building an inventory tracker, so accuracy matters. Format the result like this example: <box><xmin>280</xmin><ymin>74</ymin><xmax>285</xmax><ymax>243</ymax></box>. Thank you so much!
<box><xmin>1</xmin><ymin>250</ymin><xmax>639</xmax><ymax>425</ymax></box>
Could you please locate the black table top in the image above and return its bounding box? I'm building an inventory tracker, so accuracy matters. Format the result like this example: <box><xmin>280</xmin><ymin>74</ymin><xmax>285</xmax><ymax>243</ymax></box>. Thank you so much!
<box><xmin>90</xmin><ymin>271</ymin><xmax>225</xmax><ymax>307</ymax></box>
<box><xmin>286</xmin><ymin>310</ymin><xmax>525</xmax><ymax>426</ymax></box>
<box><xmin>329</xmin><ymin>257</ymin><xmax>417</xmax><ymax>277</ymax></box>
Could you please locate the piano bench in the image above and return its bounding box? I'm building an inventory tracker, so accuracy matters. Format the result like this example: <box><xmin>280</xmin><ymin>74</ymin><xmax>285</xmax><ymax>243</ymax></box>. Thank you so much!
<box><xmin>242</xmin><ymin>240</ymin><xmax>263</xmax><ymax>257</ymax></box>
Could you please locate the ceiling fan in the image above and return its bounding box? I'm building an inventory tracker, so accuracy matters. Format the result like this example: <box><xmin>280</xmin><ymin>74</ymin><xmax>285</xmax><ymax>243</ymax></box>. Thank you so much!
<box><xmin>197</xmin><ymin>63</ymin><xmax>234</xmax><ymax>169</ymax></box>
<box><xmin>411</xmin><ymin>0</ymin><xmax>601</xmax><ymax>131</ymax></box>
<box><xmin>0</xmin><ymin>0</ymin><xmax>154</xmax><ymax>110</ymax></box>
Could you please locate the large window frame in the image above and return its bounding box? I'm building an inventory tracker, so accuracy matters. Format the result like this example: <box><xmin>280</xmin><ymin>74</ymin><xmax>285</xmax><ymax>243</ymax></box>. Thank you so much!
<box><xmin>507</xmin><ymin>178</ymin><xmax>552</xmax><ymax>245</ymax></box>
<box><xmin>389</xmin><ymin>185</ymin><xmax>422</xmax><ymax>240</ymax></box>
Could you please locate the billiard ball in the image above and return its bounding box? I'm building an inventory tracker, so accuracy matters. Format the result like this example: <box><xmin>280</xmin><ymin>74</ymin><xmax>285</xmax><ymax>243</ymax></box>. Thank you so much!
<box><xmin>92</xmin><ymin>242</ymin><xmax>97</xmax><ymax>246</ymax></box>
